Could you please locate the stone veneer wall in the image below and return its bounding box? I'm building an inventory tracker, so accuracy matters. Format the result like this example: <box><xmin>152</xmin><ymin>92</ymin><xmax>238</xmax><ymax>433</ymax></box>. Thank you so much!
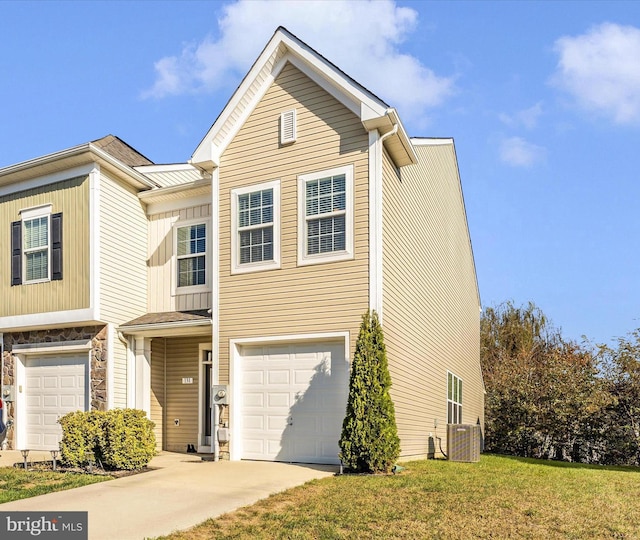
<box><xmin>1</xmin><ymin>325</ymin><xmax>107</xmax><ymax>449</ymax></box>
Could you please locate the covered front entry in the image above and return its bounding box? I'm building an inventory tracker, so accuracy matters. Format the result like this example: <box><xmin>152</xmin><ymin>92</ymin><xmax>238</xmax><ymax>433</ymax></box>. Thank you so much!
<box><xmin>25</xmin><ymin>354</ymin><xmax>88</xmax><ymax>450</ymax></box>
<box><xmin>237</xmin><ymin>339</ymin><xmax>349</xmax><ymax>465</ymax></box>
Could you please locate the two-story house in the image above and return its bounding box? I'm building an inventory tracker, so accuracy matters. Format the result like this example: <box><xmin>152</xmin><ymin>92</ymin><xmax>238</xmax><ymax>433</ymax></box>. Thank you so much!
<box><xmin>1</xmin><ymin>27</ymin><xmax>483</xmax><ymax>464</ymax></box>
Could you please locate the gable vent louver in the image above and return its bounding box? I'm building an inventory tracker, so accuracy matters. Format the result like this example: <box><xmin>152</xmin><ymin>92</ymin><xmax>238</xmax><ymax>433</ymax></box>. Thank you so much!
<box><xmin>280</xmin><ymin>109</ymin><xmax>297</xmax><ymax>145</ymax></box>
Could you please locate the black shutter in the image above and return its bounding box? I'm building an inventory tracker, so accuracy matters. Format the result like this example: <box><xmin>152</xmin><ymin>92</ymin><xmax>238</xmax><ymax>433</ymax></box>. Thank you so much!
<box><xmin>11</xmin><ymin>220</ymin><xmax>22</xmax><ymax>286</ymax></box>
<box><xmin>51</xmin><ymin>212</ymin><xmax>63</xmax><ymax>281</ymax></box>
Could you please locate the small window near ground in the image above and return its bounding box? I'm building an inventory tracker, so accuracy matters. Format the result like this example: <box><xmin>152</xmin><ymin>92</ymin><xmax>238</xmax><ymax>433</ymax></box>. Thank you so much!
<box><xmin>447</xmin><ymin>371</ymin><xmax>463</xmax><ymax>424</ymax></box>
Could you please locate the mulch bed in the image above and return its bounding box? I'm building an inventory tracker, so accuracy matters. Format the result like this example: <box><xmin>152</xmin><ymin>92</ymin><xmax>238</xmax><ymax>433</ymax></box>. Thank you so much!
<box><xmin>13</xmin><ymin>460</ymin><xmax>153</xmax><ymax>478</ymax></box>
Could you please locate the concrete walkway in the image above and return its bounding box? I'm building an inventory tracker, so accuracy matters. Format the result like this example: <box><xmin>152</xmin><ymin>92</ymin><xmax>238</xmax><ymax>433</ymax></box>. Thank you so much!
<box><xmin>0</xmin><ymin>451</ymin><xmax>337</xmax><ymax>539</ymax></box>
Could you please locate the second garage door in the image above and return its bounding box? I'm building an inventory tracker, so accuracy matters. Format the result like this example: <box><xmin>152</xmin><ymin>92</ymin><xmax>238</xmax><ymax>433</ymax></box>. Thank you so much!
<box><xmin>240</xmin><ymin>341</ymin><xmax>349</xmax><ymax>464</ymax></box>
<box><xmin>25</xmin><ymin>354</ymin><xmax>88</xmax><ymax>450</ymax></box>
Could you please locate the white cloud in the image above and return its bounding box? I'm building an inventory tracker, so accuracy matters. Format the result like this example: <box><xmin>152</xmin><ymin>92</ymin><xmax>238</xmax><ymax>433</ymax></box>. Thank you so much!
<box><xmin>552</xmin><ymin>22</ymin><xmax>640</xmax><ymax>124</ymax></box>
<box><xmin>142</xmin><ymin>0</ymin><xmax>454</xmax><ymax>123</ymax></box>
<box><xmin>499</xmin><ymin>102</ymin><xmax>543</xmax><ymax>130</ymax></box>
<box><xmin>499</xmin><ymin>137</ymin><xmax>546</xmax><ymax>167</ymax></box>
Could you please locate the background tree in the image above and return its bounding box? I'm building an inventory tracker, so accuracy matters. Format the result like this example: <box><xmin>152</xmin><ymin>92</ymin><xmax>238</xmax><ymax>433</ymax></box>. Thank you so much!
<box><xmin>340</xmin><ymin>310</ymin><xmax>400</xmax><ymax>473</ymax></box>
<box><xmin>481</xmin><ymin>301</ymin><xmax>609</xmax><ymax>461</ymax></box>
<box><xmin>596</xmin><ymin>329</ymin><xmax>640</xmax><ymax>465</ymax></box>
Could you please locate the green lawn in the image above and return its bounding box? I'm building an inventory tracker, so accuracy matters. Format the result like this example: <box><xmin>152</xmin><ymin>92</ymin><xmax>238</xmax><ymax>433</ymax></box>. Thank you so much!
<box><xmin>0</xmin><ymin>467</ymin><xmax>110</xmax><ymax>503</ymax></box>
<box><xmin>157</xmin><ymin>454</ymin><xmax>640</xmax><ymax>539</ymax></box>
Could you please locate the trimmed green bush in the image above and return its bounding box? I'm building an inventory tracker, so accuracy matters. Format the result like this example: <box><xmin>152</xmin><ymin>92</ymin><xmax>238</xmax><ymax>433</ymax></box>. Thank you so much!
<box><xmin>339</xmin><ymin>309</ymin><xmax>400</xmax><ymax>473</ymax></box>
<box><xmin>59</xmin><ymin>411</ymin><xmax>105</xmax><ymax>467</ymax></box>
<box><xmin>59</xmin><ymin>409</ymin><xmax>155</xmax><ymax>470</ymax></box>
<box><xmin>99</xmin><ymin>409</ymin><xmax>156</xmax><ymax>470</ymax></box>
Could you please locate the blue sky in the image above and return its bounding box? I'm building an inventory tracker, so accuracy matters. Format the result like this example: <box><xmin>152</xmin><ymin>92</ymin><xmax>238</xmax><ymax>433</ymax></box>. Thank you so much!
<box><xmin>1</xmin><ymin>0</ymin><xmax>639</xmax><ymax>345</ymax></box>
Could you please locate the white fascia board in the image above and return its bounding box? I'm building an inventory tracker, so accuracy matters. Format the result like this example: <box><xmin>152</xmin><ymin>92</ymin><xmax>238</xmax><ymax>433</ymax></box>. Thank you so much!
<box><xmin>0</xmin><ymin>162</ymin><xmax>96</xmax><ymax>198</ymax></box>
<box><xmin>145</xmin><ymin>194</ymin><xmax>212</xmax><ymax>216</ymax></box>
<box><xmin>411</xmin><ymin>137</ymin><xmax>454</xmax><ymax>146</ymax></box>
<box><xmin>134</xmin><ymin>163</ymin><xmax>197</xmax><ymax>174</ymax></box>
<box><xmin>118</xmin><ymin>320</ymin><xmax>212</xmax><ymax>338</ymax></box>
<box><xmin>279</xmin><ymin>31</ymin><xmax>387</xmax><ymax>117</ymax></box>
<box><xmin>191</xmin><ymin>29</ymin><xmax>287</xmax><ymax>167</ymax></box>
<box><xmin>0</xmin><ymin>308</ymin><xmax>100</xmax><ymax>332</ymax></box>
<box><xmin>88</xmin><ymin>145</ymin><xmax>158</xmax><ymax>189</ymax></box>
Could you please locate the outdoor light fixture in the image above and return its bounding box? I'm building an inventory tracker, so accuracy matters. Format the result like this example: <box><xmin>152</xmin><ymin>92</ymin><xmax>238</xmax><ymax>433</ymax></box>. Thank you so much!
<box><xmin>20</xmin><ymin>449</ymin><xmax>29</xmax><ymax>470</ymax></box>
<box><xmin>50</xmin><ymin>450</ymin><xmax>59</xmax><ymax>471</ymax></box>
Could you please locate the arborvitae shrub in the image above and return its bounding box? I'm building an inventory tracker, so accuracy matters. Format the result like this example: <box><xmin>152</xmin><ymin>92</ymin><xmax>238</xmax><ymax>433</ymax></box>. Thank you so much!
<box><xmin>339</xmin><ymin>309</ymin><xmax>400</xmax><ymax>473</ymax></box>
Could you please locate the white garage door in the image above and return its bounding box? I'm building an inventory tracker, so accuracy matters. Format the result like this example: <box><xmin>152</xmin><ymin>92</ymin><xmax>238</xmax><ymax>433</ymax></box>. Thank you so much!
<box><xmin>240</xmin><ymin>341</ymin><xmax>349</xmax><ymax>464</ymax></box>
<box><xmin>25</xmin><ymin>355</ymin><xmax>88</xmax><ymax>450</ymax></box>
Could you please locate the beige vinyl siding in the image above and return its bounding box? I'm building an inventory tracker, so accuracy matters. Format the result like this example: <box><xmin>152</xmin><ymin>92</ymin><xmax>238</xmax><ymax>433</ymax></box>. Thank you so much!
<box><xmin>99</xmin><ymin>173</ymin><xmax>149</xmax><ymax>406</ymax></box>
<box><xmin>218</xmin><ymin>62</ymin><xmax>370</xmax><ymax>381</ymax></box>
<box><xmin>150</xmin><ymin>338</ymin><xmax>166</xmax><ymax>451</ymax></box>
<box><xmin>0</xmin><ymin>176</ymin><xmax>90</xmax><ymax>317</ymax></box>
<box><xmin>162</xmin><ymin>338</ymin><xmax>200</xmax><ymax>453</ymax></box>
<box><xmin>382</xmin><ymin>143</ymin><xmax>483</xmax><ymax>459</ymax></box>
<box><xmin>147</xmin><ymin>204</ymin><xmax>212</xmax><ymax>312</ymax></box>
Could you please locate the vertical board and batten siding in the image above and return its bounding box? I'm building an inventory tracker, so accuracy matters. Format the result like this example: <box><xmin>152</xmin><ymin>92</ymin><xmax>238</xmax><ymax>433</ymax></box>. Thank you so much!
<box><xmin>99</xmin><ymin>173</ymin><xmax>149</xmax><ymax>406</ymax></box>
<box><xmin>0</xmin><ymin>176</ymin><xmax>90</xmax><ymax>317</ymax></box>
<box><xmin>161</xmin><ymin>338</ymin><xmax>201</xmax><ymax>453</ymax></box>
<box><xmin>382</xmin><ymin>144</ymin><xmax>483</xmax><ymax>458</ymax></box>
<box><xmin>147</xmin><ymin>204</ymin><xmax>212</xmax><ymax>312</ymax></box>
<box><xmin>150</xmin><ymin>338</ymin><xmax>166</xmax><ymax>451</ymax></box>
<box><xmin>218</xmin><ymin>62</ymin><xmax>370</xmax><ymax>381</ymax></box>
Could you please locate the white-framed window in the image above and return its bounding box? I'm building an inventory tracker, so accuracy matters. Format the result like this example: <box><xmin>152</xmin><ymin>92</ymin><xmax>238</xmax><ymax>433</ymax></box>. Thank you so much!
<box><xmin>20</xmin><ymin>204</ymin><xmax>52</xmax><ymax>284</ymax></box>
<box><xmin>447</xmin><ymin>371</ymin><xmax>463</xmax><ymax>424</ymax></box>
<box><xmin>231</xmin><ymin>180</ymin><xmax>280</xmax><ymax>274</ymax></box>
<box><xmin>173</xmin><ymin>219</ymin><xmax>209</xmax><ymax>293</ymax></box>
<box><xmin>297</xmin><ymin>164</ymin><xmax>354</xmax><ymax>266</ymax></box>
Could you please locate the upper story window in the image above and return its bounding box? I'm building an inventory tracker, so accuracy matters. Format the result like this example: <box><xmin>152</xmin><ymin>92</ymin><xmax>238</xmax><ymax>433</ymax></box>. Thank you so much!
<box><xmin>173</xmin><ymin>220</ymin><xmax>209</xmax><ymax>293</ymax></box>
<box><xmin>231</xmin><ymin>180</ymin><xmax>280</xmax><ymax>274</ymax></box>
<box><xmin>298</xmin><ymin>165</ymin><xmax>354</xmax><ymax>266</ymax></box>
<box><xmin>11</xmin><ymin>204</ymin><xmax>63</xmax><ymax>286</ymax></box>
<box><xmin>447</xmin><ymin>371</ymin><xmax>463</xmax><ymax>424</ymax></box>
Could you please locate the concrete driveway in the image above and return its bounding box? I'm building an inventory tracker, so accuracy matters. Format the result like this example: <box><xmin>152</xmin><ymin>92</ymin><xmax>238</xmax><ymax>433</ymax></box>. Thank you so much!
<box><xmin>0</xmin><ymin>451</ymin><xmax>337</xmax><ymax>539</ymax></box>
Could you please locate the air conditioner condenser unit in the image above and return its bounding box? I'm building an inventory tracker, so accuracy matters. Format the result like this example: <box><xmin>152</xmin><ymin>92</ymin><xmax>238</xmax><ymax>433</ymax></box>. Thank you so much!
<box><xmin>447</xmin><ymin>424</ymin><xmax>481</xmax><ymax>462</ymax></box>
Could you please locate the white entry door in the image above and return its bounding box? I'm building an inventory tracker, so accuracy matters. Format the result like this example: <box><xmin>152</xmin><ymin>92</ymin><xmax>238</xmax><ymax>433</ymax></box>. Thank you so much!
<box><xmin>25</xmin><ymin>355</ymin><xmax>88</xmax><ymax>450</ymax></box>
<box><xmin>240</xmin><ymin>341</ymin><xmax>349</xmax><ymax>464</ymax></box>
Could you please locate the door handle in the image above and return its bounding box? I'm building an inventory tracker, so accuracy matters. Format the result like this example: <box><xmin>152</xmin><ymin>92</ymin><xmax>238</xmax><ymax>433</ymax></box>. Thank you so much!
<box><xmin>287</xmin><ymin>417</ymin><xmax>293</xmax><ymax>426</ymax></box>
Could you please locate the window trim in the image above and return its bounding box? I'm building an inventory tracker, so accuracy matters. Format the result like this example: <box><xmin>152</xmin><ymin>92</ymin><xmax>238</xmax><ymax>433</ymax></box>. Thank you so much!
<box><xmin>447</xmin><ymin>371</ymin><xmax>463</xmax><ymax>425</ymax></box>
<box><xmin>172</xmin><ymin>218</ymin><xmax>211</xmax><ymax>295</ymax></box>
<box><xmin>20</xmin><ymin>204</ymin><xmax>52</xmax><ymax>284</ymax></box>
<box><xmin>230</xmin><ymin>180</ymin><xmax>281</xmax><ymax>274</ymax></box>
<box><xmin>297</xmin><ymin>164</ymin><xmax>354</xmax><ymax>266</ymax></box>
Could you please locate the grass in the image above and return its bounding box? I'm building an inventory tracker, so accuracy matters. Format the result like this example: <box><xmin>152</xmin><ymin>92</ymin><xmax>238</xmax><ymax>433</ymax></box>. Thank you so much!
<box><xmin>0</xmin><ymin>467</ymin><xmax>110</xmax><ymax>503</ymax></box>
<box><xmin>156</xmin><ymin>454</ymin><xmax>640</xmax><ymax>539</ymax></box>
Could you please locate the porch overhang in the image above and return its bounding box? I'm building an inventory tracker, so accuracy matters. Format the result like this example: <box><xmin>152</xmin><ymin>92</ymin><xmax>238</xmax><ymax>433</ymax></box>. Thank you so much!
<box><xmin>118</xmin><ymin>310</ymin><xmax>212</xmax><ymax>338</ymax></box>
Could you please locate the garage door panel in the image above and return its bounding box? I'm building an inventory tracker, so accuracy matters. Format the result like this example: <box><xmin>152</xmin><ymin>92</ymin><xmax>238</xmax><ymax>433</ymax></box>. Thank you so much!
<box><xmin>267</xmin><ymin>393</ymin><xmax>289</xmax><ymax>408</ymax></box>
<box><xmin>268</xmin><ymin>370</ymin><xmax>289</xmax><ymax>385</ymax></box>
<box><xmin>244</xmin><ymin>393</ymin><xmax>264</xmax><ymax>407</ymax></box>
<box><xmin>243</xmin><ymin>371</ymin><xmax>264</xmax><ymax>385</ymax></box>
<box><xmin>243</xmin><ymin>415</ymin><xmax>264</xmax><ymax>429</ymax></box>
<box><xmin>25</xmin><ymin>354</ymin><xmax>87</xmax><ymax>451</ymax></box>
<box><xmin>43</xmin><ymin>395</ymin><xmax>58</xmax><ymax>408</ymax></box>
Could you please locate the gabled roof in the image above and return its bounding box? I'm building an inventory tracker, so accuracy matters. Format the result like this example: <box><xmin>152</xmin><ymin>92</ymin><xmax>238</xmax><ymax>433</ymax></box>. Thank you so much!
<box><xmin>191</xmin><ymin>26</ymin><xmax>417</xmax><ymax>170</ymax></box>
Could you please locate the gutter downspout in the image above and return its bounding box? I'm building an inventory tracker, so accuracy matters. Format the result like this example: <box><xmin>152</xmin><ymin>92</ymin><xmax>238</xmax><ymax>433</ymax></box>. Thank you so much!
<box><xmin>379</xmin><ymin>122</ymin><xmax>398</xmax><ymax>145</ymax></box>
